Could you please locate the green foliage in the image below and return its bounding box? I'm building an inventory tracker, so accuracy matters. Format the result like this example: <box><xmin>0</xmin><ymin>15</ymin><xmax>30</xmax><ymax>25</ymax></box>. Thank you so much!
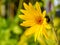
<box><xmin>0</xmin><ymin>16</ymin><xmax>22</xmax><ymax>45</ymax></box>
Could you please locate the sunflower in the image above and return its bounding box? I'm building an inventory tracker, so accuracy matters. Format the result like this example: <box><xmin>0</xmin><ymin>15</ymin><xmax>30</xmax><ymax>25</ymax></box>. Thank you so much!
<box><xmin>19</xmin><ymin>2</ymin><xmax>50</xmax><ymax>41</ymax></box>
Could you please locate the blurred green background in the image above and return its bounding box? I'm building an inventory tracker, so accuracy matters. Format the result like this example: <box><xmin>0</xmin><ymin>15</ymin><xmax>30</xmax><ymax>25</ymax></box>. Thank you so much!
<box><xmin>0</xmin><ymin>0</ymin><xmax>60</xmax><ymax>45</ymax></box>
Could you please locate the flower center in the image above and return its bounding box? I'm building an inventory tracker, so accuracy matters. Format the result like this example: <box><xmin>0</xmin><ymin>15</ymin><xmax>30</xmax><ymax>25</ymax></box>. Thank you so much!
<box><xmin>36</xmin><ymin>16</ymin><xmax>43</xmax><ymax>24</ymax></box>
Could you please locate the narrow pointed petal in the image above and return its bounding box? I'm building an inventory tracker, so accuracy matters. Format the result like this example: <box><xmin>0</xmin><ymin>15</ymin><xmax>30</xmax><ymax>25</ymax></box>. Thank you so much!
<box><xmin>23</xmin><ymin>2</ymin><xmax>34</xmax><ymax>12</ymax></box>
<box><xmin>45</xmin><ymin>23</ymin><xmax>51</xmax><ymax>29</ymax></box>
<box><xmin>20</xmin><ymin>9</ymin><xmax>36</xmax><ymax>18</ymax></box>
<box><xmin>20</xmin><ymin>9</ymin><xmax>28</xmax><ymax>15</ymax></box>
<box><xmin>24</xmin><ymin>25</ymin><xmax>38</xmax><ymax>36</ymax></box>
<box><xmin>43</xmin><ymin>10</ymin><xmax>46</xmax><ymax>17</ymax></box>
<box><xmin>34</xmin><ymin>32</ymin><xmax>39</xmax><ymax>41</ymax></box>
<box><xmin>20</xmin><ymin>21</ymin><xmax>36</xmax><ymax>27</ymax></box>
<box><xmin>42</xmin><ymin>29</ymin><xmax>48</xmax><ymax>39</ymax></box>
<box><xmin>19</xmin><ymin>15</ymin><xmax>34</xmax><ymax>20</ymax></box>
<box><xmin>23</xmin><ymin>3</ymin><xmax>29</xmax><ymax>10</ymax></box>
<box><xmin>34</xmin><ymin>25</ymin><xmax>43</xmax><ymax>41</ymax></box>
<box><xmin>29</xmin><ymin>2</ymin><xmax>35</xmax><ymax>11</ymax></box>
<box><xmin>29</xmin><ymin>3</ymin><xmax>39</xmax><ymax>17</ymax></box>
<box><xmin>35</xmin><ymin>2</ymin><xmax>41</xmax><ymax>13</ymax></box>
<box><xmin>19</xmin><ymin>15</ymin><xmax>27</xmax><ymax>20</ymax></box>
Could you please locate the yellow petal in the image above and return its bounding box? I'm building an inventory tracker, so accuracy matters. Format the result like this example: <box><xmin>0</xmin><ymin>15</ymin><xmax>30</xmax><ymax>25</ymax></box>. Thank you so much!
<box><xmin>34</xmin><ymin>25</ymin><xmax>43</xmax><ymax>41</ymax></box>
<box><xmin>20</xmin><ymin>9</ymin><xmax>32</xmax><ymax>16</ymax></box>
<box><xmin>29</xmin><ymin>3</ymin><xmax>39</xmax><ymax>17</ymax></box>
<box><xmin>19</xmin><ymin>15</ymin><xmax>27</xmax><ymax>20</ymax></box>
<box><xmin>19</xmin><ymin>15</ymin><xmax>34</xmax><ymax>20</ymax></box>
<box><xmin>29</xmin><ymin>2</ymin><xmax>41</xmax><ymax>17</ymax></box>
<box><xmin>43</xmin><ymin>10</ymin><xmax>46</xmax><ymax>17</ymax></box>
<box><xmin>24</xmin><ymin>25</ymin><xmax>39</xmax><ymax>36</ymax></box>
<box><xmin>34</xmin><ymin>31</ymin><xmax>39</xmax><ymax>41</ymax></box>
<box><xmin>21</xmin><ymin>2</ymin><xmax>42</xmax><ymax>18</ymax></box>
<box><xmin>29</xmin><ymin>2</ymin><xmax>33</xmax><ymax>9</ymax></box>
<box><xmin>23</xmin><ymin>2</ymin><xmax>34</xmax><ymax>12</ymax></box>
<box><xmin>29</xmin><ymin>2</ymin><xmax>35</xmax><ymax>11</ymax></box>
<box><xmin>35</xmin><ymin>2</ymin><xmax>41</xmax><ymax>13</ymax></box>
<box><xmin>20</xmin><ymin>20</ymin><xmax>36</xmax><ymax>27</ymax></box>
<box><xmin>43</xmin><ymin>20</ymin><xmax>51</xmax><ymax>29</ymax></box>
<box><xmin>20</xmin><ymin>9</ymin><xmax>35</xmax><ymax>17</ymax></box>
<box><xmin>45</xmin><ymin>23</ymin><xmax>51</xmax><ymax>29</ymax></box>
<box><xmin>42</xmin><ymin>29</ymin><xmax>48</xmax><ymax>39</ymax></box>
<box><xmin>23</xmin><ymin>2</ymin><xmax>29</xmax><ymax>10</ymax></box>
<box><xmin>20</xmin><ymin>9</ymin><xmax>28</xmax><ymax>15</ymax></box>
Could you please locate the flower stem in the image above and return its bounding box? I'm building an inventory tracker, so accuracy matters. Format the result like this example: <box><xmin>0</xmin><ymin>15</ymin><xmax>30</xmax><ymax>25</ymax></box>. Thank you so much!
<box><xmin>17</xmin><ymin>0</ymin><xmax>23</xmax><ymax>15</ymax></box>
<box><xmin>52</xmin><ymin>26</ymin><xmax>58</xmax><ymax>45</ymax></box>
<box><xmin>50</xmin><ymin>16</ymin><xmax>58</xmax><ymax>45</ymax></box>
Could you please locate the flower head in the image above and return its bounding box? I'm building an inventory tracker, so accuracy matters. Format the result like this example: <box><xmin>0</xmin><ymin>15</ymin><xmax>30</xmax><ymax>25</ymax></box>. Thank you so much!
<box><xmin>19</xmin><ymin>2</ymin><xmax>50</xmax><ymax>41</ymax></box>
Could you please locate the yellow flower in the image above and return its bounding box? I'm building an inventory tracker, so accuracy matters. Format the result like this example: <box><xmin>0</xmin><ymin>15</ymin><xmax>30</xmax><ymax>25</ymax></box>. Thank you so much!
<box><xmin>19</xmin><ymin>2</ymin><xmax>50</xmax><ymax>41</ymax></box>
